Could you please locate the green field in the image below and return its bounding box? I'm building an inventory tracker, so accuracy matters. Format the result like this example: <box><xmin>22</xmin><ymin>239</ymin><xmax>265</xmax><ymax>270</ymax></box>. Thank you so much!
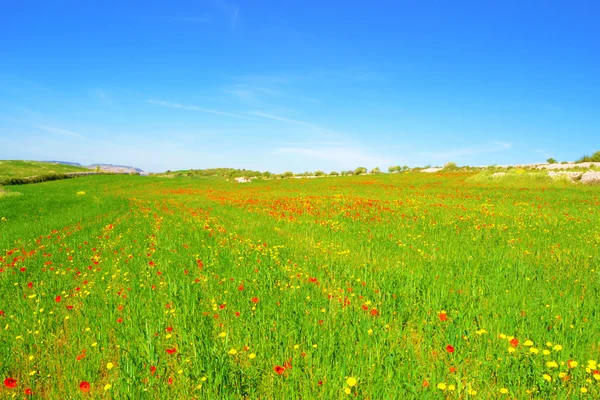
<box><xmin>1</xmin><ymin>173</ymin><xmax>599</xmax><ymax>398</ymax></box>
<box><xmin>0</xmin><ymin>160</ymin><xmax>89</xmax><ymax>181</ymax></box>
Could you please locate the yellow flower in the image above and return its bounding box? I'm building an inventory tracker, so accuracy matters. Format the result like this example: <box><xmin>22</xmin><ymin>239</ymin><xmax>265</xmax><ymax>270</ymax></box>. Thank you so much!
<box><xmin>542</xmin><ymin>350</ymin><xmax>551</xmax><ymax>356</ymax></box>
<box><xmin>248</xmin><ymin>353</ymin><xmax>256</xmax><ymax>359</ymax></box>
<box><xmin>344</xmin><ymin>387</ymin><xmax>351</xmax><ymax>395</ymax></box>
<box><xmin>581</xmin><ymin>387</ymin><xmax>588</xmax><ymax>393</ymax></box>
<box><xmin>294</xmin><ymin>344</ymin><xmax>299</xmax><ymax>349</ymax></box>
<box><xmin>104</xmin><ymin>384</ymin><xmax>112</xmax><ymax>391</ymax></box>
<box><xmin>106</xmin><ymin>362</ymin><xmax>114</xmax><ymax>370</ymax></box>
<box><xmin>228</xmin><ymin>348</ymin><xmax>237</xmax><ymax>355</ymax></box>
<box><xmin>524</xmin><ymin>340</ymin><xmax>533</xmax><ymax>346</ymax></box>
<box><xmin>530</xmin><ymin>347</ymin><xmax>539</xmax><ymax>354</ymax></box>
<box><xmin>546</xmin><ymin>361</ymin><xmax>558</xmax><ymax>369</ymax></box>
<box><xmin>508</xmin><ymin>347</ymin><xmax>516</xmax><ymax>353</ymax></box>
<box><xmin>346</xmin><ymin>377</ymin><xmax>357</xmax><ymax>387</ymax></box>
<box><xmin>467</xmin><ymin>388</ymin><xmax>477</xmax><ymax>395</ymax></box>
<box><xmin>559</xmin><ymin>372</ymin><xmax>567</xmax><ymax>378</ymax></box>
<box><xmin>368</xmin><ymin>329</ymin><xmax>373</xmax><ymax>335</ymax></box>
<box><xmin>448</xmin><ymin>385</ymin><xmax>455</xmax><ymax>391</ymax></box>
<box><xmin>553</xmin><ymin>344</ymin><xmax>563</xmax><ymax>351</ymax></box>
<box><xmin>476</xmin><ymin>329</ymin><xmax>487</xmax><ymax>335</ymax></box>
<box><xmin>437</xmin><ymin>383</ymin><xmax>447</xmax><ymax>391</ymax></box>
<box><xmin>500</xmin><ymin>388</ymin><xmax>509</xmax><ymax>394</ymax></box>
<box><xmin>499</xmin><ymin>334</ymin><xmax>507</xmax><ymax>339</ymax></box>
<box><xmin>593</xmin><ymin>373</ymin><xmax>600</xmax><ymax>381</ymax></box>
<box><xmin>546</xmin><ymin>342</ymin><xmax>553</xmax><ymax>347</ymax></box>
<box><xmin>543</xmin><ymin>374</ymin><xmax>552</xmax><ymax>382</ymax></box>
<box><xmin>218</xmin><ymin>332</ymin><xmax>226</xmax><ymax>338</ymax></box>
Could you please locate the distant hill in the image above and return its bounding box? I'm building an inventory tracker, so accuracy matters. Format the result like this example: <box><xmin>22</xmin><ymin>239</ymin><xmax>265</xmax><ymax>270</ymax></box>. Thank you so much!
<box><xmin>45</xmin><ymin>161</ymin><xmax>84</xmax><ymax>167</ymax></box>
<box><xmin>88</xmin><ymin>164</ymin><xmax>144</xmax><ymax>173</ymax></box>
<box><xmin>0</xmin><ymin>160</ymin><xmax>89</xmax><ymax>181</ymax></box>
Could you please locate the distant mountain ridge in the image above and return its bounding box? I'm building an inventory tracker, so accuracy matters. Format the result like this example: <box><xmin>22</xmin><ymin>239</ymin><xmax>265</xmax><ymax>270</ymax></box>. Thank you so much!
<box><xmin>46</xmin><ymin>161</ymin><xmax>143</xmax><ymax>173</ymax></box>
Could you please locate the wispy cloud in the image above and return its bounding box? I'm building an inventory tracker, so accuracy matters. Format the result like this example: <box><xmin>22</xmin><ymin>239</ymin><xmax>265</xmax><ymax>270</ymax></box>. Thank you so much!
<box><xmin>249</xmin><ymin>111</ymin><xmax>318</xmax><ymax>128</ymax></box>
<box><xmin>34</xmin><ymin>124</ymin><xmax>83</xmax><ymax>139</ymax></box>
<box><xmin>274</xmin><ymin>145</ymin><xmax>392</xmax><ymax>169</ymax></box>
<box><xmin>421</xmin><ymin>141</ymin><xmax>512</xmax><ymax>160</ymax></box>
<box><xmin>148</xmin><ymin>99</ymin><xmax>251</xmax><ymax>120</ymax></box>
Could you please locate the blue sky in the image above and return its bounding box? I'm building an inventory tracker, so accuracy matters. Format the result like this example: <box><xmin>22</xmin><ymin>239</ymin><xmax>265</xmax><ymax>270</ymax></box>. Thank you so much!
<box><xmin>1</xmin><ymin>0</ymin><xmax>598</xmax><ymax>172</ymax></box>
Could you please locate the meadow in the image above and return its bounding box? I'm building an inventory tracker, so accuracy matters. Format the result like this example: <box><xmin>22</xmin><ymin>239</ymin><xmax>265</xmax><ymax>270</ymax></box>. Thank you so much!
<box><xmin>0</xmin><ymin>161</ymin><xmax>89</xmax><ymax>182</ymax></box>
<box><xmin>0</xmin><ymin>172</ymin><xmax>599</xmax><ymax>398</ymax></box>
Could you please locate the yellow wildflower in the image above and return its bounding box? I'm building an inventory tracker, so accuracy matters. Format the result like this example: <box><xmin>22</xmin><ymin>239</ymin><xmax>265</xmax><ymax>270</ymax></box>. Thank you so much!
<box><xmin>524</xmin><ymin>340</ymin><xmax>534</xmax><ymax>346</ymax></box>
<box><xmin>543</xmin><ymin>374</ymin><xmax>552</xmax><ymax>382</ymax></box>
<box><xmin>500</xmin><ymin>388</ymin><xmax>509</xmax><ymax>394</ymax></box>
<box><xmin>248</xmin><ymin>353</ymin><xmax>256</xmax><ymax>359</ymax></box>
<box><xmin>228</xmin><ymin>348</ymin><xmax>237</xmax><ymax>355</ymax></box>
<box><xmin>106</xmin><ymin>362</ymin><xmax>114</xmax><ymax>370</ymax></box>
<box><xmin>437</xmin><ymin>383</ymin><xmax>447</xmax><ymax>391</ymax></box>
<box><xmin>530</xmin><ymin>347</ymin><xmax>539</xmax><ymax>354</ymax></box>
<box><xmin>546</xmin><ymin>361</ymin><xmax>558</xmax><ymax>369</ymax></box>
<box><xmin>346</xmin><ymin>377</ymin><xmax>357</xmax><ymax>387</ymax></box>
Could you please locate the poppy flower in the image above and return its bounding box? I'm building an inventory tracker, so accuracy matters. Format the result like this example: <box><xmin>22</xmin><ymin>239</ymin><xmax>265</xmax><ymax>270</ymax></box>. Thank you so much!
<box><xmin>79</xmin><ymin>381</ymin><xmax>91</xmax><ymax>392</ymax></box>
<box><xmin>446</xmin><ymin>345</ymin><xmax>455</xmax><ymax>353</ymax></box>
<box><xmin>274</xmin><ymin>365</ymin><xmax>285</xmax><ymax>375</ymax></box>
<box><xmin>510</xmin><ymin>338</ymin><xmax>519</xmax><ymax>348</ymax></box>
<box><xmin>150</xmin><ymin>366</ymin><xmax>157</xmax><ymax>375</ymax></box>
<box><xmin>166</xmin><ymin>347</ymin><xmax>177</xmax><ymax>354</ymax></box>
<box><xmin>251</xmin><ymin>297</ymin><xmax>259</xmax><ymax>303</ymax></box>
<box><xmin>370</xmin><ymin>308</ymin><xmax>379</xmax><ymax>316</ymax></box>
<box><xmin>25</xmin><ymin>388</ymin><xmax>33</xmax><ymax>395</ymax></box>
<box><xmin>166</xmin><ymin>326</ymin><xmax>173</xmax><ymax>332</ymax></box>
<box><xmin>55</xmin><ymin>296</ymin><xmax>61</xmax><ymax>303</ymax></box>
<box><xmin>116</xmin><ymin>318</ymin><xmax>123</xmax><ymax>323</ymax></box>
<box><xmin>439</xmin><ymin>312</ymin><xmax>448</xmax><ymax>321</ymax></box>
<box><xmin>4</xmin><ymin>378</ymin><xmax>17</xmax><ymax>388</ymax></box>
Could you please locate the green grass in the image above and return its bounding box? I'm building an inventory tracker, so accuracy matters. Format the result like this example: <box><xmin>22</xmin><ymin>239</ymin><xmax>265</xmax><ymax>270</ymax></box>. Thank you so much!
<box><xmin>0</xmin><ymin>160</ymin><xmax>89</xmax><ymax>181</ymax></box>
<box><xmin>1</xmin><ymin>172</ymin><xmax>599</xmax><ymax>398</ymax></box>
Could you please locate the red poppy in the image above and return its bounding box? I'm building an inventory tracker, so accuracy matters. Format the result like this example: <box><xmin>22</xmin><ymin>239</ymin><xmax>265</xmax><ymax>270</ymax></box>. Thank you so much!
<box><xmin>235</xmin><ymin>311</ymin><xmax>240</xmax><ymax>317</ymax></box>
<box><xmin>274</xmin><ymin>365</ymin><xmax>285</xmax><ymax>375</ymax></box>
<box><xmin>27</xmin><ymin>282</ymin><xmax>33</xmax><ymax>288</ymax></box>
<box><xmin>116</xmin><ymin>318</ymin><xmax>123</xmax><ymax>323</ymax></box>
<box><xmin>361</xmin><ymin>305</ymin><xmax>369</xmax><ymax>311</ymax></box>
<box><xmin>3</xmin><ymin>378</ymin><xmax>17</xmax><ymax>388</ymax></box>
<box><xmin>284</xmin><ymin>360</ymin><xmax>292</xmax><ymax>370</ymax></box>
<box><xmin>168</xmin><ymin>377</ymin><xmax>173</xmax><ymax>385</ymax></box>
<box><xmin>318</xmin><ymin>380</ymin><xmax>323</xmax><ymax>386</ymax></box>
<box><xmin>251</xmin><ymin>297</ymin><xmax>259</xmax><ymax>303</ymax></box>
<box><xmin>510</xmin><ymin>338</ymin><xmax>519</xmax><ymax>348</ymax></box>
<box><xmin>446</xmin><ymin>345</ymin><xmax>455</xmax><ymax>353</ymax></box>
<box><xmin>370</xmin><ymin>308</ymin><xmax>379</xmax><ymax>316</ymax></box>
<box><xmin>25</xmin><ymin>388</ymin><xmax>33</xmax><ymax>395</ymax></box>
<box><xmin>166</xmin><ymin>347</ymin><xmax>177</xmax><ymax>354</ymax></box>
<box><xmin>79</xmin><ymin>381</ymin><xmax>90</xmax><ymax>392</ymax></box>
<box><xmin>166</xmin><ymin>326</ymin><xmax>173</xmax><ymax>332</ymax></box>
<box><xmin>0</xmin><ymin>310</ymin><xmax>5</xmax><ymax>316</ymax></box>
<box><xmin>238</xmin><ymin>284</ymin><xmax>244</xmax><ymax>291</ymax></box>
<box><xmin>150</xmin><ymin>366</ymin><xmax>157</xmax><ymax>375</ymax></box>
<box><xmin>55</xmin><ymin>296</ymin><xmax>62</xmax><ymax>303</ymax></box>
<box><xmin>439</xmin><ymin>312</ymin><xmax>448</xmax><ymax>321</ymax></box>
<box><xmin>422</xmin><ymin>380</ymin><xmax>430</xmax><ymax>387</ymax></box>
<box><xmin>449</xmin><ymin>366</ymin><xmax>457</xmax><ymax>373</ymax></box>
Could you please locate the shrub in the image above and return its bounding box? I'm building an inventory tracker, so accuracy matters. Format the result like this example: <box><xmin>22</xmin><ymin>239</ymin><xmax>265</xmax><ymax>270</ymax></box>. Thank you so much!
<box><xmin>354</xmin><ymin>167</ymin><xmax>367</xmax><ymax>175</ymax></box>
<box><xmin>546</xmin><ymin>158</ymin><xmax>557</xmax><ymax>164</ymax></box>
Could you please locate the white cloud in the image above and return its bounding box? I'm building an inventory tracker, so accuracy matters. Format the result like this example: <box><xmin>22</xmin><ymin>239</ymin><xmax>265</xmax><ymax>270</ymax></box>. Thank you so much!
<box><xmin>34</xmin><ymin>124</ymin><xmax>83</xmax><ymax>139</ymax></box>
<box><xmin>148</xmin><ymin>99</ymin><xmax>251</xmax><ymax>120</ymax></box>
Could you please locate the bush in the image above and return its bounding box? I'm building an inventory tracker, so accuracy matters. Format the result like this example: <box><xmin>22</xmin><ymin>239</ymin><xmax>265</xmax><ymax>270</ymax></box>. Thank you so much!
<box><xmin>443</xmin><ymin>162</ymin><xmax>458</xmax><ymax>170</ymax></box>
<box><xmin>576</xmin><ymin>151</ymin><xmax>600</xmax><ymax>163</ymax></box>
<box><xmin>329</xmin><ymin>171</ymin><xmax>339</xmax><ymax>176</ymax></box>
<box><xmin>388</xmin><ymin>165</ymin><xmax>401</xmax><ymax>173</ymax></box>
<box><xmin>0</xmin><ymin>173</ymin><xmax>72</xmax><ymax>186</ymax></box>
<box><xmin>282</xmin><ymin>171</ymin><xmax>294</xmax><ymax>178</ymax></box>
<box><xmin>354</xmin><ymin>167</ymin><xmax>367</xmax><ymax>175</ymax></box>
<box><xmin>370</xmin><ymin>167</ymin><xmax>381</xmax><ymax>174</ymax></box>
<box><xmin>546</xmin><ymin>158</ymin><xmax>557</xmax><ymax>164</ymax></box>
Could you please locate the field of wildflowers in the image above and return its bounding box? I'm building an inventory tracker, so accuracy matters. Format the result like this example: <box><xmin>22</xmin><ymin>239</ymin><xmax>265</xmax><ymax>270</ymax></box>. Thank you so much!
<box><xmin>0</xmin><ymin>172</ymin><xmax>599</xmax><ymax>398</ymax></box>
